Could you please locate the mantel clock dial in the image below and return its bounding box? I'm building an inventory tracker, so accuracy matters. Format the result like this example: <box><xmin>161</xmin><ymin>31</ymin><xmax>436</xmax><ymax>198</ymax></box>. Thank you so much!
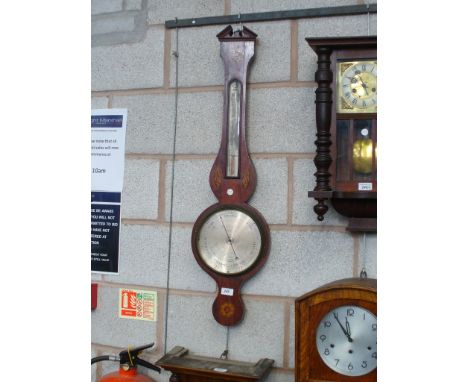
<box><xmin>316</xmin><ymin>305</ymin><xmax>377</xmax><ymax>377</ymax></box>
<box><xmin>191</xmin><ymin>25</ymin><xmax>270</xmax><ymax>327</ymax></box>
<box><xmin>295</xmin><ymin>277</ymin><xmax>377</xmax><ymax>382</ymax></box>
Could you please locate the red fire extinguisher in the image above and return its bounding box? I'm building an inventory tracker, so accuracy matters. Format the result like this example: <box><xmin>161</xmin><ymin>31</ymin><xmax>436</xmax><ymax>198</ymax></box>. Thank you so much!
<box><xmin>91</xmin><ymin>343</ymin><xmax>161</xmax><ymax>381</ymax></box>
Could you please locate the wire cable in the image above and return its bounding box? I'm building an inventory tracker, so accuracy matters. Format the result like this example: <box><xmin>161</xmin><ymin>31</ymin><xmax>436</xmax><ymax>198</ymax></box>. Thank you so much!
<box><xmin>163</xmin><ymin>18</ymin><xmax>180</xmax><ymax>355</ymax></box>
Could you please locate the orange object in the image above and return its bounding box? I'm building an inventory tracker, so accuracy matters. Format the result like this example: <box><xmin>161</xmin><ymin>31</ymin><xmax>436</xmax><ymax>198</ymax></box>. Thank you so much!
<box><xmin>92</xmin><ymin>343</ymin><xmax>160</xmax><ymax>381</ymax></box>
<box><xmin>100</xmin><ymin>366</ymin><xmax>156</xmax><ymax>382</ymax></box>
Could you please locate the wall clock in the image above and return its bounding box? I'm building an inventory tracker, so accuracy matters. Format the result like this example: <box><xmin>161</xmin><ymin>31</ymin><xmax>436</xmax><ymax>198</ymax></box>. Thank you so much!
<box><xmin>295</xmin><ymin>277</ymin><xmax>377</xmax><ymax>382</ymax></box>
<box><xmin>306</xmin><ymin>37</ymin><xmax>377</xmax><ymax>232</ymax></box>
<box><xmin>191</xmin><ymin>25</ymin><xmax>270</xmax><ymax>327</ymax></box>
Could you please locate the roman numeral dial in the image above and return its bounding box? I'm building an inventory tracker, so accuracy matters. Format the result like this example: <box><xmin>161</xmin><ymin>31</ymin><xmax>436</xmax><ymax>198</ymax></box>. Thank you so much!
<box><xmin>338</xmin><ymin>61</ymin><xmax>377</xmax><ymax>113</ymax></box>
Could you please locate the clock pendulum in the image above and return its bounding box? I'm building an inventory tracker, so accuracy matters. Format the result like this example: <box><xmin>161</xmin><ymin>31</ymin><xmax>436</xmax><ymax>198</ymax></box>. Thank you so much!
<box><xmin>191</xmin><ymin>25</ymin><xmax>270</xmax><ymax>327</ymax></box>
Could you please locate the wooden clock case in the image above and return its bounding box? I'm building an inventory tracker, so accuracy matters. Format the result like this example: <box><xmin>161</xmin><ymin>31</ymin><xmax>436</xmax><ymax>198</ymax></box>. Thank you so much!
<box><xmin>307</xmin><ymin>37</ymin><xmax>377</xmax><ymax>233</ymax></box>
<box><xmin>295</xmin><ymin>278</ymin><xmax>377</xmax><ymax>382</ymax></box>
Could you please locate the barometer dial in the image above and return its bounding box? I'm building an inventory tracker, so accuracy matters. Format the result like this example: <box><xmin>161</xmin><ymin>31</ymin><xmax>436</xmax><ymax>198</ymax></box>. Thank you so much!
<box><xmin>196</xmin><ymin>208</ymin><xmax>262</xmax><ymax>275</ymax></box>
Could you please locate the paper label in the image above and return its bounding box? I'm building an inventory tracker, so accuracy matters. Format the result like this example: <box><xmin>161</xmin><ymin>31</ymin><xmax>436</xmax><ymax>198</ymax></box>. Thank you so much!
<box><xmin>213</xmin><ymin>368</ymin><xmax>228</xmax><ymax>373</ymax></box>
<box><xmin>221</xmin><ymin>287</ymin><xmax>234</xmax><ymax>296</ymax></box>
<box><xmin>358</xmin><ymin>182</ymin><xmax>373</xmax><ymax>191</ymax></box>
<box><xmin>119</xmin><ymin>289</ymin><xmax>157</xmax><ymax>321</ymax></box>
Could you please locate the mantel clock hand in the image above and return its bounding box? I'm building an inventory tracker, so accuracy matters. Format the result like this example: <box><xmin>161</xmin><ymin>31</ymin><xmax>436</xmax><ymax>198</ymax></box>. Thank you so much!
<box><xmin>333</xmin><ymin>312</ymin><xmax>353</xmax><ymax>342</ymax></box>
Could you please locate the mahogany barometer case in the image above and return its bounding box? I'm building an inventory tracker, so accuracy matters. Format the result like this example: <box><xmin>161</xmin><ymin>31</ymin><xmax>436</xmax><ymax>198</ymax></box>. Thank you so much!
<box><xmin>191</xmin><ymin>25</ymin><xmax>271</xmax><ymax>327</ymax></box>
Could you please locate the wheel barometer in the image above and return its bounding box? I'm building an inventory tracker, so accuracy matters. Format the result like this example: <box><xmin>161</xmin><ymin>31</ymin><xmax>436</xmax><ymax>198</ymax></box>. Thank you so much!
<box><xmin>191</xmin><ymin>25</ymin><xmax>270</xmax><ymax>326</ymax></box>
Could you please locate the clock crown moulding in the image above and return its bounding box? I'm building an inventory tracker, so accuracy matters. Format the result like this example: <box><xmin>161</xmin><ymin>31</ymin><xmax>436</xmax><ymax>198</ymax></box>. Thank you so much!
<box><xmin>306</xmin><ymin>36</ymin><xmax>377</xmax><ymax>233</ymax></box>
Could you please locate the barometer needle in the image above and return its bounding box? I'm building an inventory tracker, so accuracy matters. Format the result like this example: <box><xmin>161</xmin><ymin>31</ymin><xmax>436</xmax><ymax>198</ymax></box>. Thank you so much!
<box><xmin>219</xmin><ymin>216</ymin><xmax>239</xmax><ymax>259</ymax></box>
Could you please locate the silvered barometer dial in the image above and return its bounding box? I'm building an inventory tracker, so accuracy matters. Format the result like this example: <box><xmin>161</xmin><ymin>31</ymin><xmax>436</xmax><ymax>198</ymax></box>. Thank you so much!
<box><xmin>197</xmin><ymin>208</ymin><xmax>262</xmax><ymax>275</ymax></box>
<box><xmin>316</xmin><ymin>305</ymin><xmax>377</xmax><ymax>377</ymax></box>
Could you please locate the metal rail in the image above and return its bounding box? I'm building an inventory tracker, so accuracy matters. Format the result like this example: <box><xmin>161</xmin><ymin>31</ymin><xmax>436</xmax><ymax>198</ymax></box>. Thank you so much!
<box><xmin>165</xmin><ymin>4</ymin><xmax>377</xmax><ymax>29</ymax></box>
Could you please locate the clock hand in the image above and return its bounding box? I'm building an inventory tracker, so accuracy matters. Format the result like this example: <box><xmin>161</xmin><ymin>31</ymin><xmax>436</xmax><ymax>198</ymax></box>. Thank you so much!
<box><xmin>333</xmin><ymin>313</ymin><xmax>353</xmax><ymax>342</ymax></box>
<box><xmin>219</xmin><ymin>216</ymin><xmax>239</xmax><ymax>260</ymax></box>
<box><xmin>345</xmin><ymin>316</ymin><xmax>352</xmax><ymax>339</ymax></box>
<box><xmin>357</xmin><ymin>75</ymin><xmax>369</xmax><ymax>95</ymax></box>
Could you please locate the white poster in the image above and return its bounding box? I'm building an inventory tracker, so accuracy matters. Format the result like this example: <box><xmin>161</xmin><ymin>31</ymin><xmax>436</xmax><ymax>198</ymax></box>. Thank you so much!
<box><xmin>91</xmin><ymin>109</ymin><xmax>127</xmax><ymax>192</ymax></box>
<box><xmin>91</xmin><ymin>109</ymin><xmax>127</xmax><ymax>274</ymax></box>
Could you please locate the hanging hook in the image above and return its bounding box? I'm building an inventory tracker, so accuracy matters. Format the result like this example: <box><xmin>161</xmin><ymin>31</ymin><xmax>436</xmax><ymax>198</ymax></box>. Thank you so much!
<box><xmin>220</xmin><ymin>326</ymin><xmax>229</xmax><ymax>359</ymax></box>
<box><xmin>360</xmin><ymin>233</ymin><xmax>367</xmax><ymax>279</ymax></box>
<box><xmin>360</xmin><ymin>268</ymin><xmax>368</xmax><ymax>279</ymax></box>
<box><xmin>366</xmin><ymin>1</ymin><xmax>370</xmax><ymax>36</ymax></box>
<box><xmin>172</xmin><ymin>18</ymin><xmax>179</xmax><ymax>57</ymax></box>
<box><xmin>220</xmin><ymin>349</ymin><xmax>228</xmax><ymax>360</ymax></box>
<box><xmin>236</xmin><ymin>12</ymin><xmax>243</xmax><ymax>33</ymax></box>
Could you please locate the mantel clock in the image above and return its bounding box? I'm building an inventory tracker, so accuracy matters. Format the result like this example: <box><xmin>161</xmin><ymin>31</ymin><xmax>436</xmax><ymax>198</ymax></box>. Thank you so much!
<box><xmin>295</xmin><ymin>278</ymin><xmax>377</xmax><ymax>382</ymax></box>
<box><xmin>191</xmin><ymin>25</ymin><xmax>270</xmax><ymax>327</ymax></box>
<box><xmin>307</xmin><ymin>36</ymin><xmax>377</xmax><ymax>232</ymax></box>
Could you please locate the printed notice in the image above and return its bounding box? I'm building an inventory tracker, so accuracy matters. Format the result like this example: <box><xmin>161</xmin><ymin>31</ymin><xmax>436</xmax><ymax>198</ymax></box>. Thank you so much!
<box><xmin>91</xmin><ymin>204</ymin><xmax>120</xmax><ymax>273</ymax></box>
<box><xmin>91</xmin><ymin>109</ymin><xmax>127</xmax><ymax>274</ymax></box>
<box><xmin>119</xmin><ymin>289</ymin><xmax>157</xmax><ymax>322</ymax></box>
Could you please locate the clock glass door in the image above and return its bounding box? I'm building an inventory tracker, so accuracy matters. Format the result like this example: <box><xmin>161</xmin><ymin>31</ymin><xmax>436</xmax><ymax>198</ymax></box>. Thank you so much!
<box><xmin>336</xmin><ymin>118</ymin><xmax>377</xmax><ymax>191</ymax></box>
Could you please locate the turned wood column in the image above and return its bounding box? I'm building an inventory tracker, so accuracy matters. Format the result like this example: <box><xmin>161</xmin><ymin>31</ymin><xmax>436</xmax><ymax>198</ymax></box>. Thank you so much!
<box><xmin>309</xmin><ymin>46</ymin><xmax>333</xmax><ymax>220</ymax></box>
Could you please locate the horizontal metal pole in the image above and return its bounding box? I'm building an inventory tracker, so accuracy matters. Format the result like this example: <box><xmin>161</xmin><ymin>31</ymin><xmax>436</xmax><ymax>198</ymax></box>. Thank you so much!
<box><xmin>165</xmin><ymin>4</ymin><xmax>377</xmax><ymax>29</ymax></box>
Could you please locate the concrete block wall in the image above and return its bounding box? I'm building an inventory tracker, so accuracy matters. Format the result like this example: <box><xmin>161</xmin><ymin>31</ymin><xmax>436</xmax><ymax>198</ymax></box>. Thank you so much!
<box><xmin>91</xmin><ymin>1</ymin><xmax>377</xmax><ymax>381</ymax></box>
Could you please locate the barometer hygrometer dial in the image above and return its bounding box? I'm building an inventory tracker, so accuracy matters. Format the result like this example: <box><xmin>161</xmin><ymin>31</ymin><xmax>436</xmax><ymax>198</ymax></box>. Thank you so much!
<box><xmin>196</xmin><ymin>208</ymin><xmax>263</xmax><ymax>275</ymax></box>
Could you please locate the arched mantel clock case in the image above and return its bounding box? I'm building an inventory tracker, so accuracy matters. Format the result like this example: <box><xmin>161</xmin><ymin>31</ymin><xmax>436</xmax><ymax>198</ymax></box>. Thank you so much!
<box><xmin>307</xmin><ymin>36</ymin><xmax>377</xmax><ymax>233</ymax></box>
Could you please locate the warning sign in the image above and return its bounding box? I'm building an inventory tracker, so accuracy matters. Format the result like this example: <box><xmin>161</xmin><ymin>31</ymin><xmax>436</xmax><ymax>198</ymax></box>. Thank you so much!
<box><xmin>119</xmin><ymin>289</ymin><xmax>157</xmax><ymax>322</ymax></box>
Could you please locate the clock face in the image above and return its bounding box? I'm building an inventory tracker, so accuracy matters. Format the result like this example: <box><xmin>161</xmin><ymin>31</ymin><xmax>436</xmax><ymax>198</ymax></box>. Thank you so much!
<box><xmin>316</xmin><ymin>305</ymin><xmax>377</xmax><ymax>377</ymax></box>
<box><xmin>337</xmin><ymin>60</ymin><xmax>377</xmax><ymax>113</ymax></box>
<box><xmin>196</xmin><ymin>208</ymin><xmax>262</xmax><ymax>275</ymax></box>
